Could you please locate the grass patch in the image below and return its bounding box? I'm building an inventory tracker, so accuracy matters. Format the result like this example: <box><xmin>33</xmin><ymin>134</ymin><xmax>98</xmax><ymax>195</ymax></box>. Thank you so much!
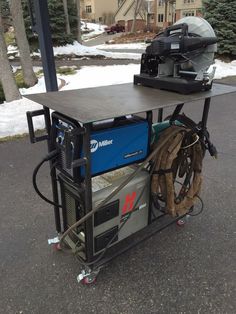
<box><xmin>4</xmin><ymin>31</ymin><xmax>15</xmax><ymax>46</ymax></box>
<box><xmin>0</xmin><ymin>129</ymin><xmax>46</xmax><ymax>143</ymax></box>
<box><xmin>36</xmin><ymin>67</ymin><xmax>78</xmax><ymax>78</ymax></box>
<box><xmin>57</xmin><ymin>66</ymin><xmax>77</xmax><ymax>75</ymax></box>
<box><xmin>0</xmin><ymin>133</ymin><xmax>29</xmax><ymax>143</ymax></box>
<box><xmin>36</xmin><ymin>69</ymin><xmax>44</xmax><ymax>77</ymax></box>
<box><xmin>14</xmin><ymin>70</ymin><xmax>28</xmax><ymax>88</ymax></box>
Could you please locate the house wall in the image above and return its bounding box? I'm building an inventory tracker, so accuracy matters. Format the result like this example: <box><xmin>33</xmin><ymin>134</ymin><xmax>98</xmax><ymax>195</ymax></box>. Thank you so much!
<box><xmin>82</xmin><ymin>0</ymin><xmax>119</xmax><ymax>23</ymax></box>
<box><xmin>115</xmin><ymin>0</ymin><xmax>147</xmax><ymax>31</ymax></box>
<box><xmin>175</xmin><ymin>0</ymin><xmax>202</xmax><ymax>19</ymax></box>
<box><xmin>156</xmin><ymin>0</ymin><xmax>202</xmax><ymax>28</ymax></box>
<box><xmin>115</xmin><ymin>0</ymin><xmax>136</xmax><ymax>24</ymax></box>
<box><xmin>156</xmin><ymin>0</ymin><xmax>175</xmax><ymax>28</ymax></box>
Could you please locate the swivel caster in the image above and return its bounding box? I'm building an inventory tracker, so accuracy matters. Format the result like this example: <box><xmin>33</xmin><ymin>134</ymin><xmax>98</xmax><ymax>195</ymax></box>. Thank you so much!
<box><xmin>81</xmin><ymin>275</ymin><xmax>97</xmax><ymax>285</ymax></box>
<box><xmin>176</xmin><ymin>219</ymin><xmax>186</xmax><ymax>227</ymax></box>
<box><xmin>48</xmin><ymin>236</ymin><xmax>61</xmax><ymax>250</ymax></box>
<box><xmin>52</xmin><ymin>242</ymin><xmax>62</xmax><ymax>251</ymax></box>
<box><xmin>77</xmin><ymin>268</ymin><xmax>100</xmax><ymax>285</ymax></box>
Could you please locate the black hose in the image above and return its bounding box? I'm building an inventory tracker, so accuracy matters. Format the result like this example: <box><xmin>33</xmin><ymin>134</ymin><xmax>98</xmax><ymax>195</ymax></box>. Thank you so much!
<box><xmin>32</xmin><ymin>150</ymin><xmax>62</xmax><ymax>208</ymax></box>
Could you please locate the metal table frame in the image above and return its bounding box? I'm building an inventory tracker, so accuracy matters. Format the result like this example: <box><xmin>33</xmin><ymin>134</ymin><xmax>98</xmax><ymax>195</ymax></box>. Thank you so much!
<box><xmin>25</xmin><ymin>82</ymin><xmax>236</xmax><ymax>268</ymax></box>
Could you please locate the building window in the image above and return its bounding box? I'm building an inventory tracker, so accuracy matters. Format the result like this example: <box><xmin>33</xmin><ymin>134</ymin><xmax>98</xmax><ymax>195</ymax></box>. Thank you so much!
<box><xmin>184</xmin><ymin>0</ymin><xmax>195</xmax><ymax>3</ymax></box>
<box><xmin>159</xmin><ymin>0</ymin><xmax>164</xmax><ymax>6</ymax></box>
<box><xmin>85</xmin><ymin>5</ymin><xmax>92</xmax><ymax>13</ymax></box>
<box><xmin>158</xmin><ymin>14</ymin><xmax>164</xmax><ymax>23</ymax></box>
<box><xmin>183</xmin><ymin>11</ymin><xmax>195</xmax><ymax>17</ymax></box>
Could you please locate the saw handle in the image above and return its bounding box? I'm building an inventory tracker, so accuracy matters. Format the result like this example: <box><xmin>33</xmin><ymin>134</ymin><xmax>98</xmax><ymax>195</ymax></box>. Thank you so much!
<box><xmin>164</xmin><ymin>23</ymin><xmax>188</xmax><ymax>36</ymax></box>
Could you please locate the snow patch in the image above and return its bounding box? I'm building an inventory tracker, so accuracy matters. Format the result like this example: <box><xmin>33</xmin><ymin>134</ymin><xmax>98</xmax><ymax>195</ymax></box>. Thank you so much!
<box><xmin>0</xmin><ymin>64</ymin><xmax>139</xmax><ymax>138</ymax></box>
<box><xmin>0</xmin><ymin>98</ymin><xmax>44</xmax><ymax>138</ymax></box>
<box><xmin>1</xmin><ymin>59</ymin><xmax>236</xmax><ymax>138</ymax></box>
<box><xmin>209</xmin><ymin>59</ymin><xmax>236</xmax><ymax>79</ymax></box>
<box><xmin>53</xmin><ymin>41</ymin><xmax>141</xmax><ymax>60</ymax></box>
<box><xmin>95</xmin><ymin>42</ymin><xmax>147</xmax><ymax>50</ymax></box>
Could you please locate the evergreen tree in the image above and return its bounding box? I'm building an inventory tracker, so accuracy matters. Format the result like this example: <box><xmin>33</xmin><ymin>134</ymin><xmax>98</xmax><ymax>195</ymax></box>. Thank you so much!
<box><xmin>202</xmin><ymin>0</ymin><xmax>236</xmax><ymax>56</ymax></box>
<box><xmin>22</xmin><ymin>0</ymin><xmax>77</xmax><ymax>48</ymax></box>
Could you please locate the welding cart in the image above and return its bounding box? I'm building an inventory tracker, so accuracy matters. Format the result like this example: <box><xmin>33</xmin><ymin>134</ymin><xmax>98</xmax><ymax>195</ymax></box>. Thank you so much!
<box><xmin>26</xmin><ymin>83</ymin><xmax>236</xmax><ymax>284</ymax></box>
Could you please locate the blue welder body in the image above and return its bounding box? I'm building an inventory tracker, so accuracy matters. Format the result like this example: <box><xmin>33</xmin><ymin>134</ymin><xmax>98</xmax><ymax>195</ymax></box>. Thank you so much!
<box><xmin>51</xmin><ymin>112</ymin><xmax>149</xmax><ymax>179</ymax></box>
<box><xmin>85</xmin><ymin>120</ymin><xmax>149</xmax><ymax>176</ymax></box>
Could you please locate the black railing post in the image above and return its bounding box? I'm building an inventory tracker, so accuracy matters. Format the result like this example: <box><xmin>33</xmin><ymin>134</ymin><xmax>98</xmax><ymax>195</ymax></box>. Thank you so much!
<box><xmin>32</xmin><ymin>0</ymin><xmax>61</xmax><ymax>232</ymax></box>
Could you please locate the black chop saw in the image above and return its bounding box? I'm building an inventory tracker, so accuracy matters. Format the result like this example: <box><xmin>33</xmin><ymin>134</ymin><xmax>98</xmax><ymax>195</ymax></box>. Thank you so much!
<box><xmin>134</xmin><ymin>17</ymin><xmax>217</xmax><ymax>94</ymax></box>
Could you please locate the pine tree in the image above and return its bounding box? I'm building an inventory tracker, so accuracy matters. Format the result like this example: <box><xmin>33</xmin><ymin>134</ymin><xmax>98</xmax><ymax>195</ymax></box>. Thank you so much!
<box><xmin>22</xmin><ymin>0</ymin><xmax>77</xmax><ymax>48</ymax></box>
<box><xmin>202</xmin><ymin>0</ymin><xmax>236</xmax><ymax>56</ymax></box>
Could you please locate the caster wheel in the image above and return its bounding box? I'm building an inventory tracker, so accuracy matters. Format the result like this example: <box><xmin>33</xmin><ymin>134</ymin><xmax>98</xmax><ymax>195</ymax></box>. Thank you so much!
<box><xmin>53</xmin><ymin>243</ymin><xmax>62</xmax><ymax>251</ymax></box>
<box><xmin>82</xmin><ymin>276</ymin><xmax>97</xmax><ymax>285</ymax></box>
<box><xmin>176</xmin><ymin>219</ymin><xmax>185</xmax><ymax>227</ymax></box>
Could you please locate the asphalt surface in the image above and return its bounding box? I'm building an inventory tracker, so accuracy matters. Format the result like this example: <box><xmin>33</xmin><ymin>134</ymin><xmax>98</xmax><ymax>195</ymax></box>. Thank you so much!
<box><xmin>1</xmin><ymin>78</ymin><xmax>236</xmax><ymax>313</ymax></box>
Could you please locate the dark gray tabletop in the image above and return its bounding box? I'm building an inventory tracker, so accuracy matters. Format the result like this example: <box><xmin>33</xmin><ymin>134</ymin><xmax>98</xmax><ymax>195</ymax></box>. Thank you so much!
<box><xmin>24</xmin><ymin>83</ymin><xmax>236</xmax><ymax>124</ymax></box>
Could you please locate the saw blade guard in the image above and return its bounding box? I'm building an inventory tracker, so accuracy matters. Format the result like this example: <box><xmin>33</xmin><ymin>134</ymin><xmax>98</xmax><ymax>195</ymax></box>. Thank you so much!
<box><xmin>175</xmin><ymin>17</ymin><xmax>217</xmax><ymax>73</ymax></box>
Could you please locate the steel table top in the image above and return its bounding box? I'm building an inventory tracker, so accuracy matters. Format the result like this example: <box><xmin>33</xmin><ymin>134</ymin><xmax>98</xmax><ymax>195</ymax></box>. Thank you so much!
<box><xmin>24</xmin><ymin>83</ymin><xmax>236</xmax><ymax>124</ymax></box>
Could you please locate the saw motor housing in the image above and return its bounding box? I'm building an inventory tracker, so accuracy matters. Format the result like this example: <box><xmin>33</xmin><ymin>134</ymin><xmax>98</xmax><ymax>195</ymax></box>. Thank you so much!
<box><xmin>134</xmin><ymin>17</ymin><xmax>217</xmax><ymax>94</ymax></box>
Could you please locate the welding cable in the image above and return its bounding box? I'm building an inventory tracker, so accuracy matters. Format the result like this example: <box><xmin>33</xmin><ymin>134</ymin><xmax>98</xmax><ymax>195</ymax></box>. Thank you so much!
<box><xmin>32</xmin><ymin>149</ymin><xmax>62</xmax><ymax>208</ymax></box>
<box><xmin>174</xmin><ymin>180</ymin><xmax>204</xmax><ymax>216</ymax></box>
<box><xmin>188</xmin><ymin>195</ymin><xmax>204</xmax><ymax>216</ymax></box>
<box><xmin>165</xmin><ymin>114</ymin><xmax>217</xmax><ymax>158</ymax></box>
<box><xmin>59</xmin><ymin>126</ymin><xmax>186</xmax><ymax>247</ymax></box>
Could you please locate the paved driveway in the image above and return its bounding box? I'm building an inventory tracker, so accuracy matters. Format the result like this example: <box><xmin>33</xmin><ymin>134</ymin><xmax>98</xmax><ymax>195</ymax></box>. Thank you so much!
<box><xmin>0</xmin><ymin>81</ymin><xmax>235</xmax><ymax>314</ymax></box>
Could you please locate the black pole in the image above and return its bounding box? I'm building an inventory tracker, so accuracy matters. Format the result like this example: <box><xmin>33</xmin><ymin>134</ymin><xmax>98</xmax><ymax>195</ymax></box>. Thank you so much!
<box><xmin>33</xmin><ymin>0</ymin><xmax>58</xmax><ymax>91</ymax></box>
<box><xmin>32</xmin><ymin>0</ymin><xmax>61</xmax><ymax>233</ymax></box>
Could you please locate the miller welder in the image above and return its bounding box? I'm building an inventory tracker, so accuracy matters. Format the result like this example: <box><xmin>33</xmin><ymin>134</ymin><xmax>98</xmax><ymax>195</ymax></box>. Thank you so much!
<box><xmin>51</xmin><ymin>112</ymin><xmax>149</xmax><ymax>180</ymax></box>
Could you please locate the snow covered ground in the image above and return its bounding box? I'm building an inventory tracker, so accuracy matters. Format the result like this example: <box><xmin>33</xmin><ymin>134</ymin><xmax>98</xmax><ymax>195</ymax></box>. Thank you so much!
<box><xmin>81</xmin><ymin>22</ymin><xmax>107</xmax><ymax>41</ymax></box>
<box><xmin>53</xmin><ymin>42</ymin><xmax>141</xmax><ymax>60</ymax></box>
<box><xmin>95</xmin><ymin>42</ymin><xmax>147</xmax><ymax>50</ymax></box>
<box><xmin>1</xmin><ymin>38</ymin><xmax>236</xmax><ymax>138</ymax></box>
<box><xmin>0</xmin><ymin>64</ymin><xmax>140</xmax><ymax>138</ymax></box>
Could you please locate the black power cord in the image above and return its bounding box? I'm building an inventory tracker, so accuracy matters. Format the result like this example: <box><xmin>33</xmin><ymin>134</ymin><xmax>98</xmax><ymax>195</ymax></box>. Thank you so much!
<box><xmin>32</xmin><ymin>149</ymin><xmax>62</xmax><ymax>208</ymax></box>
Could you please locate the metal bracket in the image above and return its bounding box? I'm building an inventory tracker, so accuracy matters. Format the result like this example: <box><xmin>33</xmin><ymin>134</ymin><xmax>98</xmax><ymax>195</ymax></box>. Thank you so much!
<box><xmin>26</xmin><ymin>109</ymin><xmax>48</xmax><ymax>143</ymax></box>
<box><xmin>48</xmin><ymin>236</ymin><xmax>60</xmax><ymax>245</ymax></box>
